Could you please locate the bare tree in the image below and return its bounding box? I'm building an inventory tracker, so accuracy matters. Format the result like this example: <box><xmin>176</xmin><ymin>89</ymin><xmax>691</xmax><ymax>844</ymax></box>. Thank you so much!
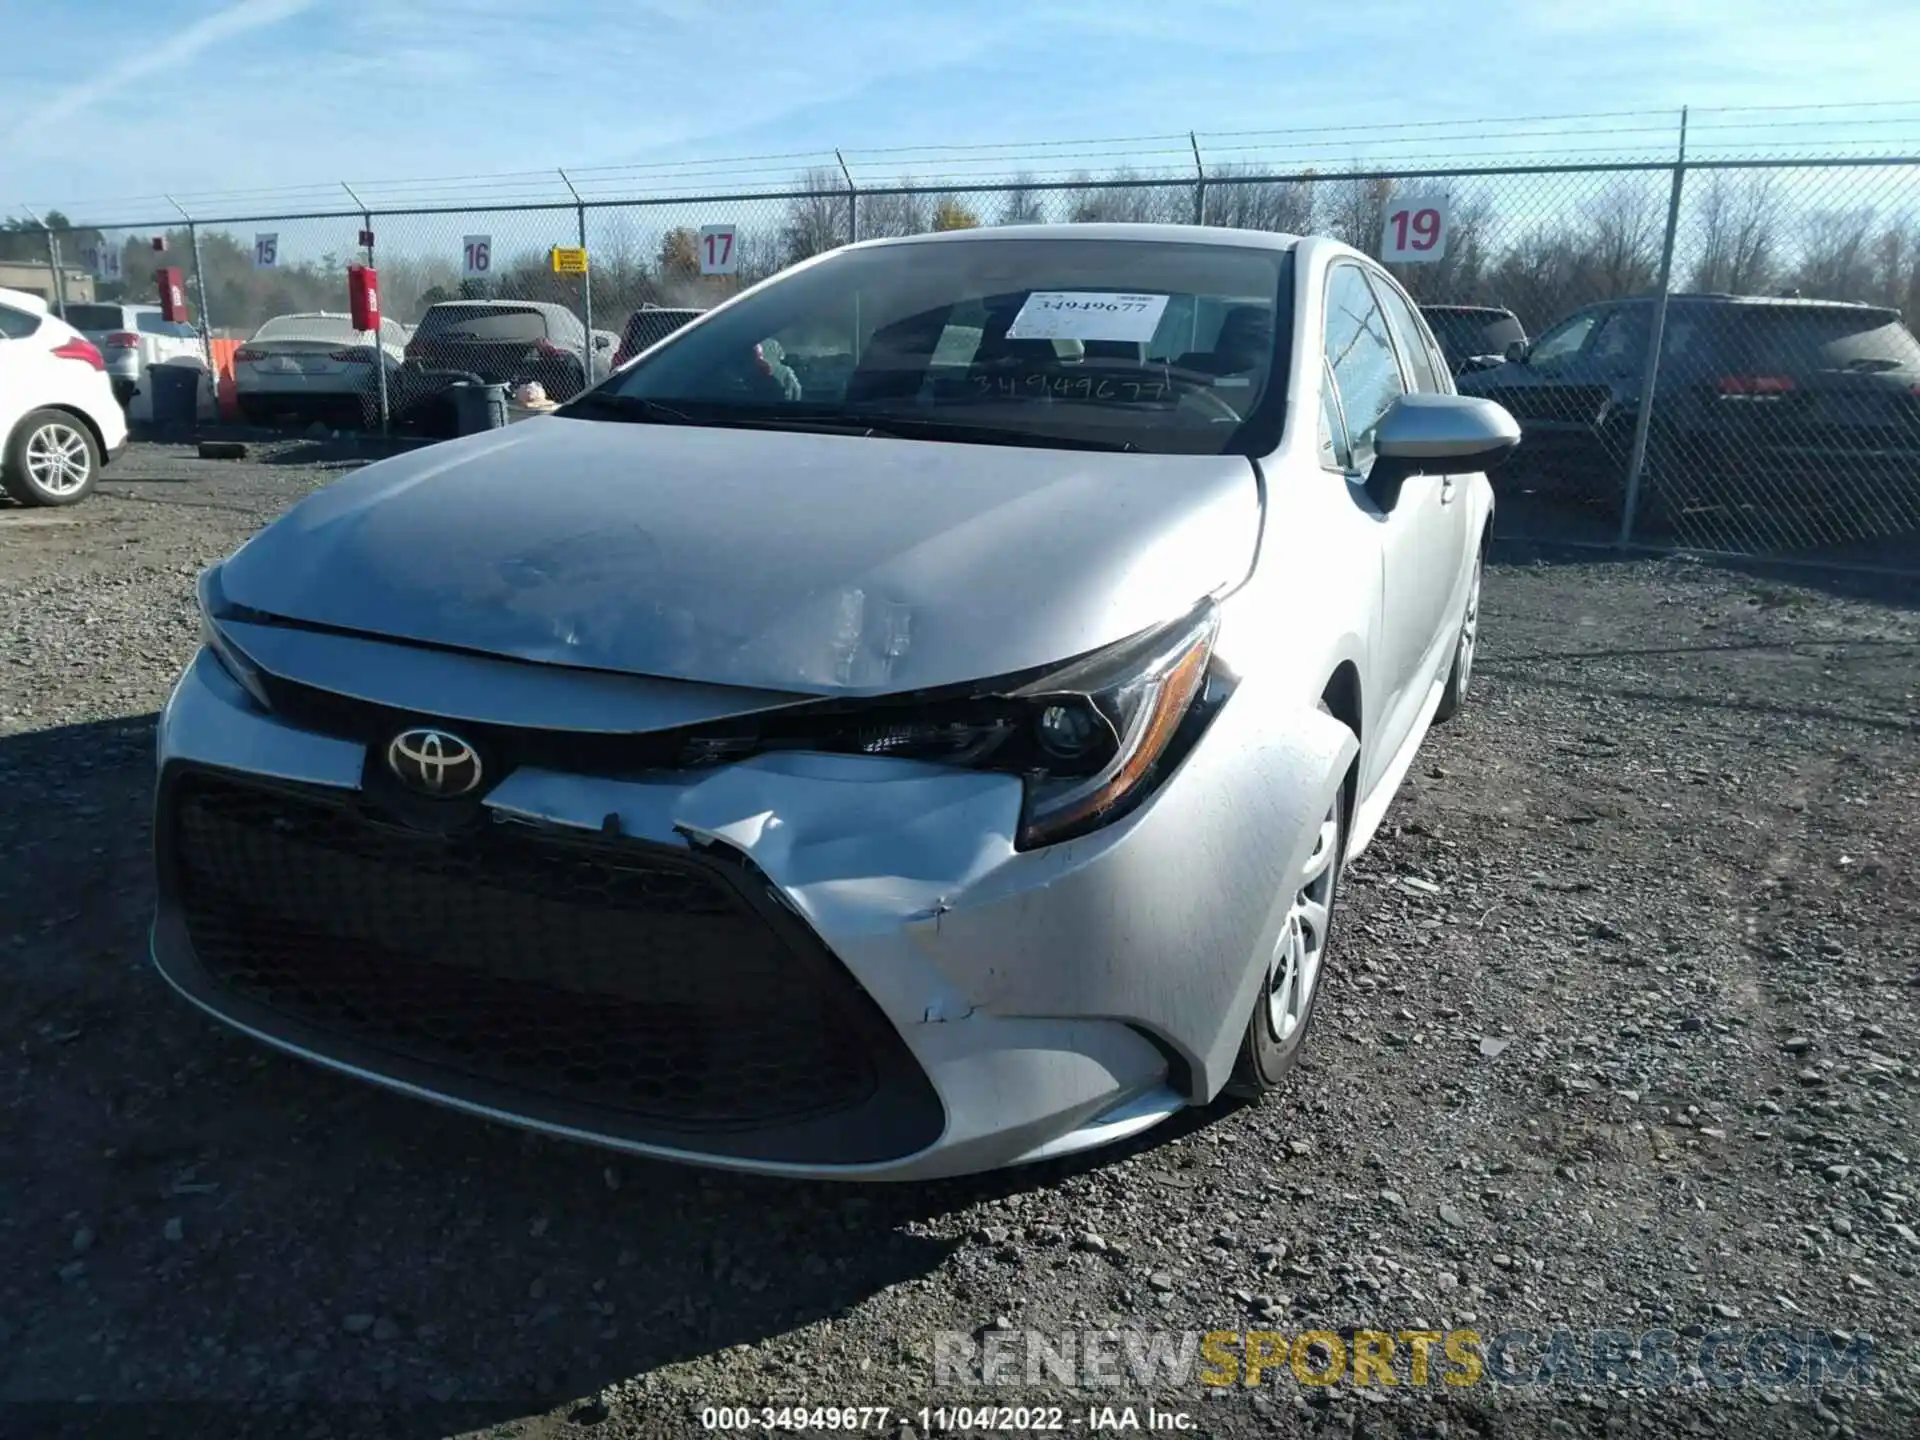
<box><xmin>997</xmin><ymin>173</ymin><xmax>1045</xmax><ymax>226</ymax></box>
<box><xmin>1792</xmin><ymin>206</ymin><xmax>1880</xmax><ymax>302</ymax></box>
<box><xmin>1204</xmin><ymin>163</ymin><xmax>1314</xmax><ymax>234</ymax></box>
<box><xmin>1067</xmin><ymin>168</ymin><xmax>1174</xmax><ymax>223</ymax></box>
<box><xmin>861</xmin><ymin>182</ymin><xmax>932</xmax><ymax>238</ymax></box>
<box><xmin>1685</xmin><ymin>171</ymin><xmax>1783</xmax><ymax>294</ymax></box>
<box><xmin>780</xmin><ymin>166</ymin><xmax>849</xmax><ymax>264</ymax></box>
<box><xmin>1321</xmin><ymin>175</ymin><xmax>1396</xmax><ymax>253</ymax></box>
<box><xmin>1581</xmin><ymin>177</ymin><xmax>1665</xmax><ymax>298</ymax></box>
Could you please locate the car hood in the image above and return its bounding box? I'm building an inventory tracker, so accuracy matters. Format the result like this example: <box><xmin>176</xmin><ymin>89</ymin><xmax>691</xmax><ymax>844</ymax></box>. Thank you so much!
<box><xmin>220</xmin><ymin>416</ymin><xmax>1262</xmax><ymax>696</ymax></box>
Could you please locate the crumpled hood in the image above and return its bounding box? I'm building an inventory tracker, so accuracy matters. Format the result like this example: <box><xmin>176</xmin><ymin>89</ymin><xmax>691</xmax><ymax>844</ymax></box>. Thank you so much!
<box><xmin>220</xmin><ymin>415</ymin><xmax>1262</xmax><ymax>696</ymax></box>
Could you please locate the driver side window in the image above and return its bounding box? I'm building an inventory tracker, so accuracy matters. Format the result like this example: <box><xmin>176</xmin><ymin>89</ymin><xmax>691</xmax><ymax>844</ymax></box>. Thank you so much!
<box><xmin>1322</xmin><ymin>264</ymin><xmax>1407</xmax><ymax>471</ymax></box>
<box><xmin>1526</xmin><ymin>311</ymin><xmax>1602</xmax><ymax>368</ymax></box>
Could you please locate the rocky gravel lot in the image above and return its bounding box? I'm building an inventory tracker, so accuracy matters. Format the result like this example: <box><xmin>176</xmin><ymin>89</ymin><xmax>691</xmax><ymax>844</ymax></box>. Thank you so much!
<box><xmin>1</xmin><ymin>440</ymin><xmax>1917</xmax><ymax>1440</ymax></box>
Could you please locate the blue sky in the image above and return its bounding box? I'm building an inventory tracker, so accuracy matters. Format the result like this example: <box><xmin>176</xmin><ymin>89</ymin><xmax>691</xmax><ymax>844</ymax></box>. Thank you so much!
<box><xmin>4</xmin><ymin>0</ymin><xmax>1919</xmax><ymax>219</ymax></box>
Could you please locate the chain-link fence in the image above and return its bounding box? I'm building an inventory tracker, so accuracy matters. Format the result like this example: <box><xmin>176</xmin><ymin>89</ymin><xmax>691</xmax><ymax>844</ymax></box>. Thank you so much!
<box><xmin>28</xmin><ymin>148</ymin><xmax>1920</xmax><ymax>572</ymax></box>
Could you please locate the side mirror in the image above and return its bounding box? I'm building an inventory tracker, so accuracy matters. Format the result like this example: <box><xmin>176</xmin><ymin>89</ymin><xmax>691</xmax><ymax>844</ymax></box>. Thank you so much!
<box><xmin>595</xmin><ymin>335</ymin><xmax>611</xmax><ymax>349</ymax></box>
<box><xmin>1364</xmin><ymin>393</ymin><xmax>1522</xmax><ymax>512</ymax></box>
<box><xmin>1503</xmin><ymin>338</ymin><xmax>1530</xmax><ymax>364</ymax></box>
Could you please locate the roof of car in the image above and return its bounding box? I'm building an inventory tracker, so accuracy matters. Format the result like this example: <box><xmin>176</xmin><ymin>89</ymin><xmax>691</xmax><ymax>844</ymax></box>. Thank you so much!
<box><xmin>1605</xmin><ymin>292</ymin><xmax>1895</xmax><ymax>311</ymax></box>
<box><xmin>1419</xmin><ymin>304</ymin><xmax>1516</xmax><ymax>317</ymax></box>
<box><xmin>0</xmin><ymin>286</ymin><xmax>51</xmax><ymax>314</ymax></box>
<box><xmin>856</xmin><ymin>222</ymin><xmax>1304</xmax><ymax>252</ymax></box>
<box><xmin>425</xmin><ymin>299</ymin><xmax>577</xmax><ymax>313</ymax></box>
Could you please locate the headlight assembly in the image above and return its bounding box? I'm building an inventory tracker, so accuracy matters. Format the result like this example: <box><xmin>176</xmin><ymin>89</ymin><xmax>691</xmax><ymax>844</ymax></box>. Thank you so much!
<box><xmin>673</xmin><ymin>602</ymin><xmax>1225</xmax><ymax>850</ymax></box>
<box><xmin>196</xmin><ymin>564</ymin><xmax>272</xmax><ymax>710</ymax></box>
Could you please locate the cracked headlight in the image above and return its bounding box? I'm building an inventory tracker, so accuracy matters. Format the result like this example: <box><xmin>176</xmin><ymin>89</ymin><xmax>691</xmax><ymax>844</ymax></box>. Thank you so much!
<box><xmin>675</xmin><ymin>602</ymin><xmax>1225</xmax><ymax>850</ymax></box>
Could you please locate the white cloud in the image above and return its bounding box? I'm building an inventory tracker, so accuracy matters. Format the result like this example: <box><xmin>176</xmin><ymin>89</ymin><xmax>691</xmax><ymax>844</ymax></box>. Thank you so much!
<box><xmin>6</xmin><ymin>0</ymin><xmax>321</xmax><ymax>148</ymax></box>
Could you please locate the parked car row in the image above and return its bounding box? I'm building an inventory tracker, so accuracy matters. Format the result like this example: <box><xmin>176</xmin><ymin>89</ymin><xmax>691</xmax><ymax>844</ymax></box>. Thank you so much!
<box><xmin>223</xmin><ymin>300</ymin><xmax>702</xmax><ymax>431</ymax></box>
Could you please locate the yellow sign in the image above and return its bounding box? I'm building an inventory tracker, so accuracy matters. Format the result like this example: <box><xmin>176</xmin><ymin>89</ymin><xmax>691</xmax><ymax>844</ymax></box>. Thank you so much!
<box><xmin>550</xmin><ymin>246</ymin><xmax>589</xmax><ymax>274</ymax></box>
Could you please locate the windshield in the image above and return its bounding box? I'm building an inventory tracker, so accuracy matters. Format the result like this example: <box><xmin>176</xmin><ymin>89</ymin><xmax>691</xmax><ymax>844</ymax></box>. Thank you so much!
<box><xmin>570</xmin><ymin>238</ymin><xmax>1293</xmax><ymax>455</ymax></box>
<box><xmin>415</xmin><ymin>307</ymin><xmax>552</xmax><ymax>342</ymax></box>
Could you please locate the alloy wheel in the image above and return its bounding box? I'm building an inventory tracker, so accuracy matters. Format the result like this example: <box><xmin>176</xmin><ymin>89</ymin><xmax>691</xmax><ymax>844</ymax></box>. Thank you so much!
<box><xmin>1266</xmin><ymin>800</ymin><xmax>1340</xmax><ymax>1042</ymax></box>
<box><xmin>24</xmin><ymin>422</ymin><xmax>91</xmax><ymax>497</ymax></box>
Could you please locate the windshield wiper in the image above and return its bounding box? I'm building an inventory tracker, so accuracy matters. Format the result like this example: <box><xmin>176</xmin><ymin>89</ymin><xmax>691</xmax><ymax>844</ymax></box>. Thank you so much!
<box><xmin>846</xmin><ymin>415</ymin><xmax>1142</xmax><ymax>452</ymax></box>
<box><xmin>560</xmin><ymin>392</ymin><xmax>699</xmax><ymax>424</ymax></box>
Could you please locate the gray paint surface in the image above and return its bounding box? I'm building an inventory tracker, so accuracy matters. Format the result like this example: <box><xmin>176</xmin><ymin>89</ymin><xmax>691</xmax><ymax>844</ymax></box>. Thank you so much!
<box><xmin>219</xmin><ymin>417</ymin><xmax>1260</xmax><ymax>695</ymax></box>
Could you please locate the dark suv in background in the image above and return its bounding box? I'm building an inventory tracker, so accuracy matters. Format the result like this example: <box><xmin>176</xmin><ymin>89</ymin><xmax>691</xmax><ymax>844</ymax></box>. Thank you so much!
<box><xmin>1420</xmin><ymin>304</ymin><xmax>1528</xmax><ymax>376</ymax></box>
<box><xmin>1458</xmin><ymin>293</ymin><xmax>1920</xmax><ymax>523</ymax></box>
<box><xmin>400</xmin><ymin>301</ymin><xmax>615</xmax><ymax>406</ymax></box>
<box><xmin>611</xmin><ymin>305</ymin><xmax>705</xmax><ymax>367</ymax></box>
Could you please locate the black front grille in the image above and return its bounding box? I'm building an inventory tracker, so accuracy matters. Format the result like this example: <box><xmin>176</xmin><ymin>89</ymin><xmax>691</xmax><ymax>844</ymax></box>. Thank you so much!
<box><xmin>161</xmin><ymin>768</ymin><xmax>942</xmax><ymax>1162</ymax></box>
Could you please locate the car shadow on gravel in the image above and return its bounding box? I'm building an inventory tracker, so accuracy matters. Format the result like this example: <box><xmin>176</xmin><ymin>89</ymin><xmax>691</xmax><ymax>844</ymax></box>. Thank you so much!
<box><xmin>0</xmin><ymin>714</ymin><xmax>1213</xmax><ymax>1431</ymax></box>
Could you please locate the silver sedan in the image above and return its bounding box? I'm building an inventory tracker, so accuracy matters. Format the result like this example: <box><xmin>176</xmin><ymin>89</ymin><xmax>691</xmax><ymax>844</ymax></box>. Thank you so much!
<box><xmin>153</xmin><ymin>224</ymin><xmax>1517</xmax><ymax>1180</ymax></box>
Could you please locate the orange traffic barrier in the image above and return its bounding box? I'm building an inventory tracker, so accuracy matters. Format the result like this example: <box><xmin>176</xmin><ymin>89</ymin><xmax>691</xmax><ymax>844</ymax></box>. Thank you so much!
<box><xmin>208</xmin><ymin>337</ymin><xmax>241</xmax><ymax>421</ymax></box>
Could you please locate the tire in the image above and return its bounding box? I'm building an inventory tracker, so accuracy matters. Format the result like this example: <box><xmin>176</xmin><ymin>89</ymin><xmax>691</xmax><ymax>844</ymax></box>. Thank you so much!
<box><xmin>3</xmin><ymin>409</ymin><xmax>100</xmax><ymax>507</ymax></box>
<box><xmin>1431</xmin><ymin>545</ymin><xmax>1484</xmax><ymax>724</ymax></box>
<box><xmin>1225</xmin><ymin>733</ymin><xmax>1349</xmax><ymax>1100</ymax></box>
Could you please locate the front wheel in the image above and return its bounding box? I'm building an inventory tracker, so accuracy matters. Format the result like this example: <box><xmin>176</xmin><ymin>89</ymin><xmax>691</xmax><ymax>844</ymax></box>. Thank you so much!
<box><xmin>1225</xmin><ymin>763</ymin><xmax>1347</xmax><ymax>1100</ymax></box>
<box><xmin>3</xmin><ymin>409</ymin><xmax>100</xmax><ymax>507</ymax></box>
<box><xmin>1431</xmin><ymin>548</ymin><xmax>1483</xmax><ymax>724</ymax></box>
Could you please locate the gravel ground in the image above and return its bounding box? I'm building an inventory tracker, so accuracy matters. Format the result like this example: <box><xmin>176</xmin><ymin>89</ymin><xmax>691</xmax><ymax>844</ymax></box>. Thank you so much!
<box><xmin>2</xmin><ymin>440</ymin><xmax>1918</xmax><ymax>1440</ymax></box>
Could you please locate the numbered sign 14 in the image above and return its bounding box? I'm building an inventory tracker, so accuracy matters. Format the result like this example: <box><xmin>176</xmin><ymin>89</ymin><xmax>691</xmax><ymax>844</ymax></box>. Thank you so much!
<box><xmin>698</xmin><ymin>224</ymin><xmax>738</xmax><ymax>276</ymax></box>
<box><xmin>462</xmin><ymin>235</ymin><xmax>492</xmax><ymax>280</ymax></box>
<box><xmin>253</xmin><ymin>233</ymin><xmax>279</xmax><ymax>270</ymax></box>
<box><xmin>1380</xmin><ymin>198</ymin><xmax>1450</xmax><ymax>264</ymax></box>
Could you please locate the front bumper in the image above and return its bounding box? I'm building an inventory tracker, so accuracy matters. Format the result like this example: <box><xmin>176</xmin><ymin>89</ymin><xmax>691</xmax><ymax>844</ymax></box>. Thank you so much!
<box><xmin>152</xmin><ymin>642</ymin><xmax>1353</xmax><ymax>1179</ymax></box>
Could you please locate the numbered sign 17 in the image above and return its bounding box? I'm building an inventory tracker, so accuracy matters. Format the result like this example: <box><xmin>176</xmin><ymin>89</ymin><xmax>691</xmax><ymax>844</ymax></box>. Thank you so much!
<box><xmin>698</xmin><ymin>224</ymin><xmax>738</xmax><ymax>276</ymax></box>
<box><xmin>253</xmin><ymin>233</ymin><xmax>279</xmax><ymax>270</ymax></box>
<box><xmin>462</xmin><ymin>235</ymin><xmax>492</xmax><ymax>280</ymax></box>
<box><xmin>1380</xmin><ymin>198</ymin><xmax>1450</xmax><ymax>264</ymax></box>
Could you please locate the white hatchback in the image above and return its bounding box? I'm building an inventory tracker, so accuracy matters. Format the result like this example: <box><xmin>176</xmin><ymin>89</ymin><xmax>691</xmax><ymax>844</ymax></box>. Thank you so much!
<box><xmin>0</xmin><ymin>286</ymin><xmax>130</xmax><ymax>507</ymax></box>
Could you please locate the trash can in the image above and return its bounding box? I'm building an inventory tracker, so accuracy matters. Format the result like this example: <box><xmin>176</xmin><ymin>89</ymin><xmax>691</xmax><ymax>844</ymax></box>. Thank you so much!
<box><xmin>448</xmin><ymin>382</ymin><xmax>509</xmax><ymax>436</ymax></box>
<box><xmin>149</xmin><ymin>364</ymin><xmax>202</xmax><ymax>427</ymax></box>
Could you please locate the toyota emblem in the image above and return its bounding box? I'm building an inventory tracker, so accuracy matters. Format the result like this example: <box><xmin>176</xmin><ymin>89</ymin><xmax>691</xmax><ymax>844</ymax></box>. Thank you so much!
<box><xmin>386</xmin><ymin>728</ymin><xmax>484</xmax><ymax>797</ymax></box>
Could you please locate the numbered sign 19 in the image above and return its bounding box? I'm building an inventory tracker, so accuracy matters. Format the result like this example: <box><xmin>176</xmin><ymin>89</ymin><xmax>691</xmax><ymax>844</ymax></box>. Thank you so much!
<box><xmin>462</xmin><ymin>234</ymin><xmax>492</xmax><ymax>280</ymax></box>
<box><xmin>253</xmin><ymin>233</ymin><xmax>279</xmax><ymax>270</ymax></box>
<box><xmin>698</xmin><ymin>224</ymin><xmax>738</xmax><ymax>276</ymax></box>
<box><xmin>1380</xmin><ymin>198</ymin><xmax>1450</xmax><ymax>264</ymax></box>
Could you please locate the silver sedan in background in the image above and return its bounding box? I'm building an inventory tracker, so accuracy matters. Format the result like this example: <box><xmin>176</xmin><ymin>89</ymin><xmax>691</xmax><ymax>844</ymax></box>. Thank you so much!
<box><xmin>232</xmin><ymin>312</ymin><xmax>410</xmax><ymax>428</ymax></box>
<box><xmin>155</xmin><ymin>224</ymin><xmax>1517</xmax><ymax>1179</ymax></box>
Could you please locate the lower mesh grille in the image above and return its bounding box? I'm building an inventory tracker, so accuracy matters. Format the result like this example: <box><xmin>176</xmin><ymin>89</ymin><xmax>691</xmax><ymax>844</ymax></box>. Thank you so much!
<box><xmin>162</xmin><ymin>769</ymin><xmax>941</xmax><ymax>1159</ymax></box>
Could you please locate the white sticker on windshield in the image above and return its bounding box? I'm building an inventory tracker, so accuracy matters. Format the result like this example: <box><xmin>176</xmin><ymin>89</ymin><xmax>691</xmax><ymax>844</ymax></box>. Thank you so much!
<box><xmin>1004</xmin><ymin>291</ymin><xmax>1171</xmax><ymax>344</ymax></box>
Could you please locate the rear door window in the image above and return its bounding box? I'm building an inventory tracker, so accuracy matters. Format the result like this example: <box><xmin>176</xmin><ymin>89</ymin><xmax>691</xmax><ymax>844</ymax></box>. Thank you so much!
<box><xmin>1725</xmin><ymin>309</ymin><xmax>1920</xmax><ymax>373</ymax></box>
<box><xmin>1323</xmin><ymin>263</ymin><xmax>1408</xmax><ymax>468</ymax></box>
<box><xmin>0</xmin><ymin>303</ymin><xmax>43</xmax><ymax>339</ymax></box>
<box><xmin>63</xmin><ymin>304</ymin><xmax>126</xmax><ymax>332</ymax></box>
<box><xmin>1367</xmin><ymin>273</ymin><xmax>1445</xmax><ymax>393</ymax></box>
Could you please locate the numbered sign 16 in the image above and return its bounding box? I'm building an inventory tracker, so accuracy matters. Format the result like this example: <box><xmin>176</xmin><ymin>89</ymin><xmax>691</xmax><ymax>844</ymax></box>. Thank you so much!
<box><xmin>698</xmin><ymin>224</ymin><xmax>738</xmax><ymax>276</ymax></box>
<box><xmin>462</xmin><ymin>234</ymin><xmax>492</xmax><ymax>280</ymax></box>
<box><xmin>1380</xmin><ymin>198</ymin><xmax>1450</xmax><ymax>264</ymax></box>
<box><xmin>253</xmin><ymin>233</ymin><xmax>279</xmax><ymax>270</ymax></box>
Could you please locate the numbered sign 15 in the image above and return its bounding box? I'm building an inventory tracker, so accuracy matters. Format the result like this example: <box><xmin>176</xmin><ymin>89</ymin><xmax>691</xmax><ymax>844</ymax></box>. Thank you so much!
<box><xmin>698</xmin><ymin>224</ymin><xmax>738</xmax><ymax>276</ymax></box>
<box><xmin>462</xmin><ymin>234</ymin><xmax>492</xmax><ymax>279</ymax></box>
<box><xmin>253</xmin><ymin>233</ymin><xmax>279</xmax><ymax>269</ymax></box>
<box><xmin>1380</xmin><ymin>198</ymin><xmax>1450</xmax><ymax>264</ymax></box>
